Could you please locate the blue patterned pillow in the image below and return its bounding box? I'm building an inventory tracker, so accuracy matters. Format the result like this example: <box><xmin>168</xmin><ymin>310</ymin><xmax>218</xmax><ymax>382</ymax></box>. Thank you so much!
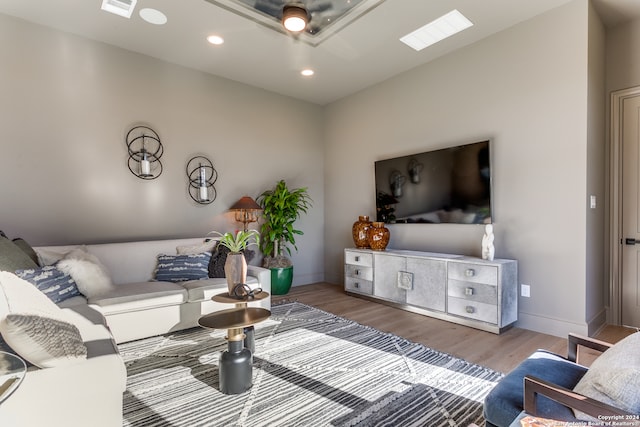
<box><xmin>15</xmin><ymin>265</ymin><xmax>82</xmax><ymax>303</ymax></box>
<box><xmin>154</xmin><ymin>253</ymin><xmax>212</xmax><ymax>283</ymax></box>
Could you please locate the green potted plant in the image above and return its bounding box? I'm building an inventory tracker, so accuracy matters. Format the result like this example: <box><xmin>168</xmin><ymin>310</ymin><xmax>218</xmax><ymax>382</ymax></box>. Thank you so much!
<box><xmin>208</xmin><ymin>230</ymin><xmax>259</xmax><ymax>294</ymax></box>
<box><xmin>257</xmin><ymin>180</ymin><xmax>312</xmax><ymax>295</ymax></box>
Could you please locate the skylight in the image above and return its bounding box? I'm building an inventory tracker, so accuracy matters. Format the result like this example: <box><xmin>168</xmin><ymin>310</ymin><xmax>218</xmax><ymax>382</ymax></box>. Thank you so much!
<box><xmin>400</xmin><ymin>10</ymin><xmax>473</xmax><ymax>52</ymax></box>
<box><xmin>101</xmin><ymin>0</ymin><xmax>137</xmax><ymax>19</ymax></box>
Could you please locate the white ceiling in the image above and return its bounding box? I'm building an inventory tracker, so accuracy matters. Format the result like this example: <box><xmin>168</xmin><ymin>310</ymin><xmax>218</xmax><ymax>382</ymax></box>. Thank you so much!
<box><xmin>0</xmin><ymin>0</ymin><xmax>638</xmax><ymax>105</ymax></box>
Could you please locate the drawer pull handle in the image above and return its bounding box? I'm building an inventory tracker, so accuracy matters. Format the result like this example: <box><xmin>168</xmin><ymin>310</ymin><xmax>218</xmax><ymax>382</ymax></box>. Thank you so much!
<box><xmin>355</xmin><ymin>256</ymin><xmax>360</xmax><ymax>262</ymax></box>
<box><xmin>465</xmin><ymin>287</ymin><xmax>474</xmax><ymax>296</ymax></box>
<box><xmin>465</xmin><ymin>306</ymin><xmax>475</xmax><ymax>314</ymax></box>
<box><xmin>354</xmin><ymin>282</ymin><xmax>360</xmax><ymax>288</ymax></box>
<box><xmin>465</xmin><ymin>269</ymin><xmax>475</xmax><ymax>277</ymax></box>
<box><xmin>355</xmin><ymin>269</ymin><xmax>360</xmax><ymax>276</ymax></box>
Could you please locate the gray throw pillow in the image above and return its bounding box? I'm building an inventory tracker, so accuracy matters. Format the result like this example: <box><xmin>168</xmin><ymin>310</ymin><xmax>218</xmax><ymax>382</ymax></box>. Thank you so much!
<box><xmin>0</xmin><ymin>236</ymin><xmax>38</xmax><ymax>272</ymax></box>
<box><xmin>573</xmin><ymin>332</ymin><xmax>640</xmax><ymax>420</ymax></box>
<box><xmin>12</xmin><ymin>238</ymin><xmax>40</xmax><ymax>266</ymax></box>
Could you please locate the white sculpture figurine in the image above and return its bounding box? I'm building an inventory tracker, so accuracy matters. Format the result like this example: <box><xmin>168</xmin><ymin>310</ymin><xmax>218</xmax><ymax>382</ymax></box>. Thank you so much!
<box><xmin>482</xmin><ymin>224</ymin><xmax>495</xmax><ymax>261</ymax></box>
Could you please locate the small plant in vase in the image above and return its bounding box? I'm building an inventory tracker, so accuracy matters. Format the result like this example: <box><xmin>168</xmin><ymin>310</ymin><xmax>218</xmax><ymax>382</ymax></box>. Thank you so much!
<box><xmin>208</xmin><ymin>230</ymin><xmax>259</xmax><ymax>295</ymax></box>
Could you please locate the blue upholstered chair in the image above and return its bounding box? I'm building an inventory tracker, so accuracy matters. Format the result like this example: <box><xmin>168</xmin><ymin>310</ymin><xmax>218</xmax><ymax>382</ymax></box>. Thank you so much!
<box><xmin>483</xmin><ymin>333</ymin><xmax>639</xmax><ymax>427</ymax></box>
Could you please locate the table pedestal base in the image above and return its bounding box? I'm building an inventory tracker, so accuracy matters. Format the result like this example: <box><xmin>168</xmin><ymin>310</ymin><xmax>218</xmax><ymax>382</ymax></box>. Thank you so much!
<box><xmin>199</xmin><ymin>304</ymin><xmax>270</xmax><ymax>395</ymax></box>
<box><xmin>244</xmin><ymin>326</ymin><xmax>255</xmax><ymax>353</ymax></box>
<box><xmin>219</xmin><ymin>339</ymin><xmax>252</xmax><ymax>394</ymax></box>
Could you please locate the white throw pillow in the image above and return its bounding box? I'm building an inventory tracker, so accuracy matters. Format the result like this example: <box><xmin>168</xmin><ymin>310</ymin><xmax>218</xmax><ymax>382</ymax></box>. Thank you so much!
<box><xmin>57</xmin><ymin>248</ymin><xmax>114</xmax><ymax>298</ymax></box>
<box><xmin>0</xmin><ymin>271</ymin><xmax>88</xmax><ymax>368</ymax></box>
<box><xmin>176</xmin><ymin>239</ymin><xmax>217</xmax><ymax>255</ymax></box>
<box><xmin>0</xmin><ymin>271</ymin><xmax>64</xmax><ymax>320</ymax></box>
<box><xmin>1</xmin><ymin>313</ymin><xmax>87</xmax><ymax>368</ymax></box>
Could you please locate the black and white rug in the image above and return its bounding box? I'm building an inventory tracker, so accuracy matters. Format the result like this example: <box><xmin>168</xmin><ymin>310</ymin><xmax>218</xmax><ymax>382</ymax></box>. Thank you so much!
<box><xmin>119</xmin><ymin>302</ymin><xmax>502</xmax><ymax>427</ymax></box>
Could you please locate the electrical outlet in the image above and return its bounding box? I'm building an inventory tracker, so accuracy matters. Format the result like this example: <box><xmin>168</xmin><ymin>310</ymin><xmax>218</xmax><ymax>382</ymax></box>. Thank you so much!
<box><xmin>521</xmin><ymin>284</ymin><xmax>530</xmax><ymax>298</ymax></box>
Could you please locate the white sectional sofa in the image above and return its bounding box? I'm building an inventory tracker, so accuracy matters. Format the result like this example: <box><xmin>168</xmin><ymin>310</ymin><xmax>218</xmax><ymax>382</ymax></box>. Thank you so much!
<box><xmin>0</xmin><ymin>237</ymin><xmax>271</xmax><ymax>427</ymax></box>
<box><xmin>43</xmin><ymin>238</ymin><xmax>271</xmax><ymax>344</ymax></box>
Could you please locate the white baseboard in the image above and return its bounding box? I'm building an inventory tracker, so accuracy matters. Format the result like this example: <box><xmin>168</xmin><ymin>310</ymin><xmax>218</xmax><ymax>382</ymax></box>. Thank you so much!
<box><xmin>292</xmin><ymin>272</ymin><xmax>325</xmax><ymax>286</ymax></box>
<box><xmin>515</xmin><ymin>311</ymin><xmax>588</xmax><ymax>338</ymax></box>
<box><xmin>587</xmin><ymin>308</ymin><xmax>607</xmax><ymax>336</ymax></box>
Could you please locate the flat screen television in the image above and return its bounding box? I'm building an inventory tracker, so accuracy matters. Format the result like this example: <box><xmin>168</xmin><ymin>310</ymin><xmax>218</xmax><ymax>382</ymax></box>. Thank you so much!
<box><xmin>374</xmin><ymin>140</ymin><xmax>492</xmax><ymax>224</ymax></box>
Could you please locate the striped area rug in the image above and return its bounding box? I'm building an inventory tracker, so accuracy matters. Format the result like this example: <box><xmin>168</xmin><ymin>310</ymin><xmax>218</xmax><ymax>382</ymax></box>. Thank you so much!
<box><xmin>120</xmin><ymin>301</ymin><xmax>502</xmax><ymax>427</ymax></box>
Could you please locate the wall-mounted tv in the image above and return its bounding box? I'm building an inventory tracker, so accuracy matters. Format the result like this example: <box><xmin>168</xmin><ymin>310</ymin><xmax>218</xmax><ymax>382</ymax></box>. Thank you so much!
<box><xmin>374</xmin><ymin>140</ymin><xmax>492</xmax><ymax>224</ymax></box>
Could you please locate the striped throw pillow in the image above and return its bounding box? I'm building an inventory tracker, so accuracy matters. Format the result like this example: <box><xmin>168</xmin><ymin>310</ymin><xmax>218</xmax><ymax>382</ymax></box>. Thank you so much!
<box><xmin>15</xmin><ymin>265</ymin><xmax>81</xmax><ymax>303</ymax></box>
<box><xmin>154</xmin><ymin>253</ymin><xmax>212</xmax><ymax>283</ymax></box>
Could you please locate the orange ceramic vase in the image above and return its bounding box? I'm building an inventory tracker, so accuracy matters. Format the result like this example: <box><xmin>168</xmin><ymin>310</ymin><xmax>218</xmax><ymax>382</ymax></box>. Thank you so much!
<box><xmin>368</xmin><ymin>222</ymin><xmax>390</xmax><ymax>251</ymax></box>
<box><xmin>352</xmin><ymin>215</ymin><xmax>372</xmax><ymax>248</ymax></box>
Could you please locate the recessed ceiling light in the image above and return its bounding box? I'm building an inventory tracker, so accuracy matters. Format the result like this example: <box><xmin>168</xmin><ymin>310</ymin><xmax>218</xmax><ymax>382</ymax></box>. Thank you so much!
<box><xmin>101</xmin><ymin>0</ymin><xmax>137</xmax><ymax>19</ymax></box>
<box><xmin>301</xmin><ymin>69</ymin><xmax>315</xmax><ymax>77</ymax></box>
<box><xmin>207</xmin><ymin>35</ymin><xmax>225</xmax><ymax>45</ymax></box>
<box><xmin>400</xmin><ymin>9</ymin><xmax>473</xmax><ymax>52</ymax></box>
<box><xmin>139</xmin><ymin>8</ymin><xmax>167</xmax><ymax>25</ymax></box>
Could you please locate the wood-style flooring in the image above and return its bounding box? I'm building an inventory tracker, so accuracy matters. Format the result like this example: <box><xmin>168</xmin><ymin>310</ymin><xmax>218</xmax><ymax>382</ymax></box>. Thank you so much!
<box><xmin>273</xmin><ymin>283</ymin><xmax>636</xmax><ymax>374</ymax></box>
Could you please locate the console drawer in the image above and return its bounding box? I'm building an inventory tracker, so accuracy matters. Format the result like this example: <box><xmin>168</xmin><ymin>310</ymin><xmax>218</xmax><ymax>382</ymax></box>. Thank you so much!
<box><xmin>345</xmin><ymin>277</ymin><xmax>373</xmax><ymax>295</ymax></box>
<box><xmin>345</xmin><ymin>264</ymin><xmax>373</xmax><ymax>281</ymax></box>
<box><xmin>447</xmin><ymin>296</ymin><xmax>497</xmax><ymax>324</ymax></box>
<box><xmin>345</xmin><ymin>251</ymin><xmax>373</xmax><ymax>267</ymax></box>
<box><xmin>448</xmin><ymin>279</ymin><xmax>497</xmax><ymax>305</ymax></box>
<box><xmin>448</xmin><ymin>262</ymin><xmax>497</xmax><ymax>285</ymax></box>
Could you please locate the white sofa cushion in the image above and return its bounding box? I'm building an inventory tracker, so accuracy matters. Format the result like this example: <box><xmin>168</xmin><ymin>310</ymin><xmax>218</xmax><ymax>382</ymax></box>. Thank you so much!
<box><xmin>57</xmin><ymin>295</ymin><xmax>89</xmax><ymax>308</ymax></box>
<box><xmin>0</xmin><ymin>271</ymin><xmax>67</xmax><ymax>320</ymax></box>
<box><xmin>0</xmin><ymin>272</ymin><xmax>88</xmax><ymax>368</ymax></box>
<box><xmin>35</xmin><ymin>245</ymin><xmax>82</xmax><ymax>266</ymax></box>
<box><xmin>176</xmin><ymin>239</ymin><xmax>217</xmax><ymax>255</ymax></box>
<box><xmin>89</xmin><ymin>281</ymin><xmax>187</xmax><ymax>315</ymax></box>
<box><xmin>181</xmin><ymin>276</ymin><xmax>258</xmax><ymax>302</ymax></box>
<box><xmin>85</xmin><ymin>238</ymin><xmax>208</xmax><ymax>285</ymax></box>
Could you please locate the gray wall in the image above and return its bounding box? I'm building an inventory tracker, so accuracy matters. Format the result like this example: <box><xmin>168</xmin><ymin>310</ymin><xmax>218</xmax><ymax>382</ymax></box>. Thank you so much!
<box><xmin>0</xmin><ymin>13</ymin><xmax>325</xmax><ymax>286</ymax></box>
<box><xmin>324</xmin><ymin>0</ymin><xmax>603</xmax><ymax>337</ymax></box>
<box><xmin>586</xmin><ymin>2</ymin><xmax>607</xmax><ymax>335</ymax></box>
<box><xmin>606</xmin><ymin>18</ymin><xmax>640</xmax><ymax>93</ymax></box>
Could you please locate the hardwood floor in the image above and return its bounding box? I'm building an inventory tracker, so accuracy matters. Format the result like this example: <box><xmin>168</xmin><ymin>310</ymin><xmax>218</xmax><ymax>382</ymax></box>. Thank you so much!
<box><xmin>273</xmin><ymin>283</ymin><xmax>636</xmax><ymax>373</ymax></box>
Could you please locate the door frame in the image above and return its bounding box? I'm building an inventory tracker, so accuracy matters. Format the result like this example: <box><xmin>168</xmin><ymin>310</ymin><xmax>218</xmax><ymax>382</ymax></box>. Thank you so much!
<box><xmin>609</xmin><ymin>86</ymin><xmax>640</xmax><ymax>326</ymax></box>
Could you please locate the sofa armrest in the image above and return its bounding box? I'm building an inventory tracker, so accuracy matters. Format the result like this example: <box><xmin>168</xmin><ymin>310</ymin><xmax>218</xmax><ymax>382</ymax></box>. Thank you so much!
<box><xmin>523</xmin><ymin>375</ymin><xmax>631</xmax><ymax>419</ymax></box>
<box><xmin>567</xmin><ymin>333</ymin><xmax>613</xmax><ymax>363</ymax></box>
<box><xmin>247</xmin><ymin>265</ymin><xmax>271</xmax><ymax>293</ymax></box>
